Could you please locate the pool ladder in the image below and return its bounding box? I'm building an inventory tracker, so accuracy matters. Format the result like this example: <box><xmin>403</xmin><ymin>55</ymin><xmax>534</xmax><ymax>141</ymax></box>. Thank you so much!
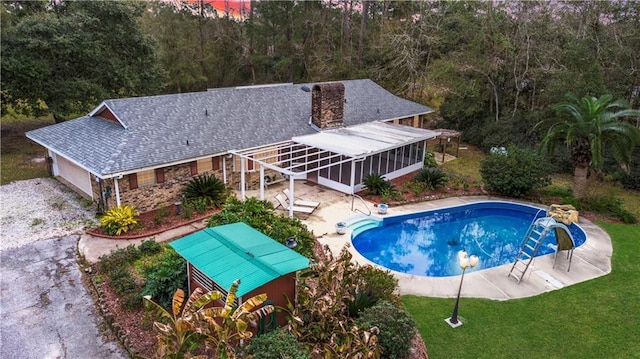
<box><xmin>508</xmin><ymin>216</ymin><xmax>556</xmax><ymax>284</ymax></box>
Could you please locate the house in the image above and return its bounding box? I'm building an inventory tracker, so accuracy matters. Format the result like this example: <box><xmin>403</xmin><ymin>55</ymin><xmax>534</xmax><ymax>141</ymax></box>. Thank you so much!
<box><xmin>26</xmin><ymin>79</ymin><xmax>437</xmax><ymax>213</ymax></box>
<box><xmin>169</xmin><ymin>222</ymin><xmax>310</xmax><ymax>328</ymax></box>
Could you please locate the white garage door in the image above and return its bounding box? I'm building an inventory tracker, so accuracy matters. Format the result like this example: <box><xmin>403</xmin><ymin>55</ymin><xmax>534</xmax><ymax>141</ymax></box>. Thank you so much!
<box><xmin>54</xmin><ymin>154</ymin><xmax>93</xmax><ymax>199</ymax></box>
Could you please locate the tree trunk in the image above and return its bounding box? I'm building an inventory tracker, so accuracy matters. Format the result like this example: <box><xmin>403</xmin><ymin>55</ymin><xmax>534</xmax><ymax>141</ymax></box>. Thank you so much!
<box><xmin>573</xmin><ymin>166</ymin><xmax>589</xmax><ymax>199</ymax></box>
<box><xmin>357</xmin><ymin>0</ymin><xmax>369</xmax><ymax>70</ymax></box>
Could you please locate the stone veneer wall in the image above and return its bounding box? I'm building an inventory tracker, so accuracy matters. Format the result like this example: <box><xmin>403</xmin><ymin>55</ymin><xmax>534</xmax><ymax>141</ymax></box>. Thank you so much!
<box><xmin>120</xmin><ymin>163</ymin><xmax>197</xmax><ymax>212</ymax></box>
<box><xmin>91</xmin><ymin>159</ymin><xmax>231</xmax><ymax>213</ymax></box>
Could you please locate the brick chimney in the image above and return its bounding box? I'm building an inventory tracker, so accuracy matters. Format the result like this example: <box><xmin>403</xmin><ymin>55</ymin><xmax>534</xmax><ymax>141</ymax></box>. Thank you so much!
<box><xmin>311</xmin><ymin>82</ymin><xmax>345</xmax><ymax>129</ymax></box>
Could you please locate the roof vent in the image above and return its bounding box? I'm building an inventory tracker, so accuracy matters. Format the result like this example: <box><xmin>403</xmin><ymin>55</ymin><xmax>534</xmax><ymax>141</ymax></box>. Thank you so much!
<box><xmin>301</xmin><ymin>85</ymin><xmax>311</xmax><ymax>92</ymax></box>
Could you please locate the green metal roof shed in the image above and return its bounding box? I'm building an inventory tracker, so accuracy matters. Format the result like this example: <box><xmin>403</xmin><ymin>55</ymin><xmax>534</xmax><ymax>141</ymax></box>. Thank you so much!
<box><xmin>169</xmin><ymin>222</ymin><xmax>310</xmax><ymax>297</ymax></box>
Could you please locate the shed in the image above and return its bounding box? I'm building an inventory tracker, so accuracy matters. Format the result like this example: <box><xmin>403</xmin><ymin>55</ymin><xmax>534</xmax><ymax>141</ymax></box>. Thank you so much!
<box><xmin>169</xmin><ymin>222</ymin><xmax>310</xmax><ymax>327</ymax></box>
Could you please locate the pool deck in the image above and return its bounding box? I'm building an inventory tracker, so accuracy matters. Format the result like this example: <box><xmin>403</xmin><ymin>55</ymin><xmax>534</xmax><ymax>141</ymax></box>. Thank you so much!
<box><xmin>266</xmin><ymin>182</ymin><xmax>612</xmax><ymax>301</ymax></box>
<box><xmin>80</xmin><ymin>181</ymin><xmax>612</xmax><ymax>301</ymax></box>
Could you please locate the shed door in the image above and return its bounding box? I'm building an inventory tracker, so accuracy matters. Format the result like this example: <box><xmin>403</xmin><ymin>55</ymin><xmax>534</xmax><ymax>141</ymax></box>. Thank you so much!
<box><xmin>55</xmin><ymin>154</ymin><xmax>93</xmax><ymax>198</ymax></box>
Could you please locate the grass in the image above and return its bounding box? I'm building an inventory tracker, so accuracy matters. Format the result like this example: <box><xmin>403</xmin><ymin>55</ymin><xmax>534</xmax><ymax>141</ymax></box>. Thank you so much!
<box><xmin>403</xmin><ymin>222</ymin><xmax>640</xmax><ymax>358</ymax></box>
<box><xmin>438</xmin><ymin>142</ymin><xmax>485</xmax><ymax>183</ymax></box>
<box><xmin>1</xmin><ymin>117</ymin><xmax>55</xmax><ymax>184</ymax></box>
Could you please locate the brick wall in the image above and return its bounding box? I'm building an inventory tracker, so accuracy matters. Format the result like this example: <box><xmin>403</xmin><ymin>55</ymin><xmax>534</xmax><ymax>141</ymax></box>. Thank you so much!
<box><xmin>311</xmin><ymin>82</ymin><xmax>345</xmax><ymax>129</ymax></box>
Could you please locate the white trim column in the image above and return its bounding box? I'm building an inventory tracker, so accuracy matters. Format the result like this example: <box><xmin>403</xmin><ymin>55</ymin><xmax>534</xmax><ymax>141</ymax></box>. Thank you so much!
<box><xmin>240</xmin><ymin>158</ymin><xmax>246</xmax><ymax>200</ymax></box>
<box><xmin>259</xmin><ymin>165</ymin><xmax>265</xmax><ymax>200</ymax></box>
<box><xmin>222</xmin><ymin>156</ymin><xmax>227</xmax><ymax>184</ymax></box>
<box><xmin>114</xmin><ymin>177</ymin><xmax>121</xmax><ymax>206</ymax></box>
<box><xmin>289</xmin><ymin>177</ymin><xmax>294</xmax><ymax>218</ymax></box>
<box><xmin>350</xmin><ymin>159</ymin><xmax>356</xmax><ymax>195</ymax></box>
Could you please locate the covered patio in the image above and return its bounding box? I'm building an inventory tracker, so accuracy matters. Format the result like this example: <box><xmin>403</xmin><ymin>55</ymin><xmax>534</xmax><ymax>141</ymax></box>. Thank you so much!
<box><xmin>231</xmin><ymin>121</ymin><xmax>439</xmax><ymax>217</ymax></box>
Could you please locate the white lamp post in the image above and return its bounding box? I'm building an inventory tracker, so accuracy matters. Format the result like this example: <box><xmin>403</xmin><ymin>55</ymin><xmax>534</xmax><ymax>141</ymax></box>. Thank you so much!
<box><xmin>445</xmin><ymin>250</ymin><xmax>479</xmax><ymax>328</ymax></box>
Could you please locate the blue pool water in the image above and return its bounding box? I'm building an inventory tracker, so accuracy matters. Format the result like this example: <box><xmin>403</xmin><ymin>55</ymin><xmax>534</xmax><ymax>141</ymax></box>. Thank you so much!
<box><xmin>351</xmin><ymin>201</ymin><xmax>587</xmax><ymax>277</ymax></box>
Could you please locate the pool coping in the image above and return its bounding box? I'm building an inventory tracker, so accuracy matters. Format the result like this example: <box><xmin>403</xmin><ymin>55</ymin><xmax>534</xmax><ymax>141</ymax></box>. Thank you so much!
<box><xmin>315</xmin><ymin>196</ymin><xmax>613</xmax><ymax>301</ymax></box>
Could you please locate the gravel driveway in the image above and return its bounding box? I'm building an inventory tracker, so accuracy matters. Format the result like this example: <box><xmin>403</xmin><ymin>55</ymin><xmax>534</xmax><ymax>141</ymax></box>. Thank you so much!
<box><xmin>0</xmin><ymin>178</ymin><xmax>128</xmax><ymax>358</ymax></box>
<box><xmin>0</xmin><ymin>178</ymin><xmax>96</xmax><ymax>251</ymax></box>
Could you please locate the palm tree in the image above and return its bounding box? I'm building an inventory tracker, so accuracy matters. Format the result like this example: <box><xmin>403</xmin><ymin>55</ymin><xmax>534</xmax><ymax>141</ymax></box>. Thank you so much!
<box><xmin>537</xmin><ymin>93</ymin><xmax>640</xmax><ymax>199</ymax></box>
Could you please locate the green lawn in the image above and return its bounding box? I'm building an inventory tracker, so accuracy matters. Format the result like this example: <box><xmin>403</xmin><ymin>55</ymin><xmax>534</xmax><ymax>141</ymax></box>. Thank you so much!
<box><xmin>403</xmin><ymin>222</ymin><xmax>640</xmax><ymax>359</ymax></box>
<box><xmin>1</xmin><ymin>117</ymin><xmax>54</xmax><ymax>184</ymax></box>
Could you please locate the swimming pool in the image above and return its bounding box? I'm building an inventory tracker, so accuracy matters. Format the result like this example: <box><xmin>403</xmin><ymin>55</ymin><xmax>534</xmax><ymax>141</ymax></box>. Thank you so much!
<box><xmin>351</xmin><ymin>201</ymin><xmax>587</xmax><ymax>277</ymax></box>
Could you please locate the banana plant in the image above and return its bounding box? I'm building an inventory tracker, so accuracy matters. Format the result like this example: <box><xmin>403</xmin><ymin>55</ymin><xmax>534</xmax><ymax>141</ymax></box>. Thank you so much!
<box><xmin>143</xmin><ymin>287</ymin><xmax>222</xmax><ymax>359</ymax></box>
<box><xmin>196</xmin><ymin>279</ymin><xmax>275</xmax><ymax>359</ymax></box>
<box><xmin>145</xmin><ymin>280</ymin><xmax>274</xmax><ymax>359</ymax></box>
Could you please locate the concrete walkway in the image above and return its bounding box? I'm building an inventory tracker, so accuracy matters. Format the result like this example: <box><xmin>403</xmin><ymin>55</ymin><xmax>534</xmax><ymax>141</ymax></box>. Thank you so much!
<box><xmin>79</xmin><ymin>182</ymin><xmax>612</xmax><ymax>301</ymax></box>
<box><xmin>79</xmin><ymin>220</ymin><xmax>209</xmax><ymax>264</ymax></box>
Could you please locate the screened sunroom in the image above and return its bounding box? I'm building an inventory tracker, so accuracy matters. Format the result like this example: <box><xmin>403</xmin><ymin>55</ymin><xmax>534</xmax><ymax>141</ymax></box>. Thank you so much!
<box><xmin>232</xmin><ymin>121</ymin><xmax>439</xmax><ymax>215</ymax></box>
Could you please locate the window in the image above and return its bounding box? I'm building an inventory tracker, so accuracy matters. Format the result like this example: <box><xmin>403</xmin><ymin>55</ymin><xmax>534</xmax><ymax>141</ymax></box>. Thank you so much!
<box><xmin>137</xmin><ymin>169</ymin><xmax>156</xmax><ymax>187</ymax></box>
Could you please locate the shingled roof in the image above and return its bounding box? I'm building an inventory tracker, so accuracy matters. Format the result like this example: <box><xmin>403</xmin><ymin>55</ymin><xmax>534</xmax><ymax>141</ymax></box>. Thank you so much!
<box><xmin>27</xmin><ymin>79</ymin><xmax>433</xmax><ymax>178</ymax></box>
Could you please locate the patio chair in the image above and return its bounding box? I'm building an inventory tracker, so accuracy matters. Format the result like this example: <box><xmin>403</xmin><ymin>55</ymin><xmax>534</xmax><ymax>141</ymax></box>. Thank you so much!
<box><xmin>552</xmin><ymin>225</ymin><xmax>575</xmax><ymax>272</ymax></box>
<box><xmin>274</xmin><ymin>193</ymin><xmax>315</xmax><ymax>218</ymax></box>
<box><xmin>282</xmin><ymin>188</ymin><xmax>320</xmax><ymax>209</ymax></box>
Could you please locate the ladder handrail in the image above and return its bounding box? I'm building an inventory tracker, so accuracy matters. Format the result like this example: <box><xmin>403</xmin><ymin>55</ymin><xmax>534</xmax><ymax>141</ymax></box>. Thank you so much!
<box><xmin>519</xmin><ymin>210</ymin><xmax>550</xmax><ymax>248</ymax></box>
<box><xmin>351</xmin><ymin>194</ymin><xmax>372</xmax><ymax>216</ymax></box>
<box><xmin>508</xmin><ymin>216</ymin><xmax>556</xmax><ymax>284</ymax></box>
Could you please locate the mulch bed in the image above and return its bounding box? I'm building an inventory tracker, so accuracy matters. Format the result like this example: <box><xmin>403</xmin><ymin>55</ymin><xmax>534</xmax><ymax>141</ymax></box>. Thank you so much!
<box><xmin>87</xmin><ymin>207</ymin><xmax>219</xmax><ymax>239</ymax></box>
<box><xmin>361</xmin><ymin>171</ymin><xmax>486</xmax><ymax>205</ymax></box>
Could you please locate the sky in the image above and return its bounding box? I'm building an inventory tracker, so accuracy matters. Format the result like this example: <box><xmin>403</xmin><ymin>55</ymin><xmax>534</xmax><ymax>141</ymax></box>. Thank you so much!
<box><xmin>184</xmin><ymin>0</ymin><xmax>250</xmax><ymax>19</ymax></box>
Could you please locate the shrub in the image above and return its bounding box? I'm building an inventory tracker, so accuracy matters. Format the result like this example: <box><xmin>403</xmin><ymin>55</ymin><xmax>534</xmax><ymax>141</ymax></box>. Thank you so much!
<box><xmin>403</xmin><ymin>180</ymin><xmax>427</xmax><ymax>195</ymax></box>
<box><xmin>582</xmin><ymin>194</ymin><xmax>638</xmax><ymax>224</ymax></box>
<box><xmin>346</xmin><ymin>290</ymin><xmax>377</xmax><ymax>318</ymax></box>
<box><xmin>423</xmin><ymin>151</ymin><xmax>438</xmax><ymax>168</ymax></box>
<box><xmin>414</xmin><ymin>167</ymin><xmax>449</xmax><ymax>190</ymax></box>
<box><xmin>191</xmin><ymin>197</ymin><xmax>209</xmax><ymax>213</ymax></box>
<box><xmin>480</xmin><ymin>145</ymin><xmax>551</xmax><ymax>198</ymax></box>
<box><xmin>363</xmin><ymin>173</ymin><xmax>393</xmax><ymax>195</ymax></box>
<box><xmin>140</xmin><ymin>249</ymin><xmax>187</xmax><ymax>310</ymax></box>
<box><xmin>138</xmin><ymin>239</ymin><xmax>163</xmax><ymax>256</ymax></box>
<box><xmin>183</xmin><ymin>174</ymin><xmax>229</xmax><ymax>208</ymax></box>
<box><xmin>182</xmin><ymin>200</ymin><xmax>194</xmax><ymax>219</ymax></box>
<box><xmin>99</xmin><ymin>205</ymin><xmax>139</xmax><ymax>235</ymax></box>
<box><xmin>152</xmin><ymin>206</ymin><xmax>169</xmax><ymax>226</ymax></box>
<box><xmin>356</xmin><ymin>301</ymin><xmax>417</xmax><ymax>359</ymax></box>
<box><xmin>207</xmin><ymin>197</ymin><xmax>316</xmax><ymax>258</ymax></box>
<box><xmin>98</xmin><ymin>244</ymin><xmax>141</xmax><ymax>274</ymax></box>
<box><xmin>622</xmin><ymin>171</ymin><xmax>640</xmax><ymax>191</ymax></box>
<box><xmin>243</xmin><ymin>328</ymin><xmax>309</xmax><ymax>359</ymax></box>
<box><xmin>109</xmin><ymin>267</ymin><xmax>142</xmax><ymax>310</ymax></box>
<box><xmin>355</xmin><ymin>265</ymin><xmax>400</xmax><ymax>307</ymax></box>
<box><xmin>380</xmin><ymin>187</ymin><xmax>403</xmax><ymax>203</ymax></box>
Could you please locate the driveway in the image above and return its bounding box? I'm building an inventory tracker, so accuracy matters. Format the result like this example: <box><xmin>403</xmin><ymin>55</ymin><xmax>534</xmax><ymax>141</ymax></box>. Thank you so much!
<box><xmin>0</xmin><ymin>235</ymin><xmax>128</xmax><ymax>359</ymax></box>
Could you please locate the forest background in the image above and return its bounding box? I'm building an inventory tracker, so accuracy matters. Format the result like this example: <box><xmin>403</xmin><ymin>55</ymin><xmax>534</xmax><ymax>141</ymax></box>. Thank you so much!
<box><xmin>2</xmin><ymin>0</ymin><xmax>639</xmax><ymax>178</ymax></box>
